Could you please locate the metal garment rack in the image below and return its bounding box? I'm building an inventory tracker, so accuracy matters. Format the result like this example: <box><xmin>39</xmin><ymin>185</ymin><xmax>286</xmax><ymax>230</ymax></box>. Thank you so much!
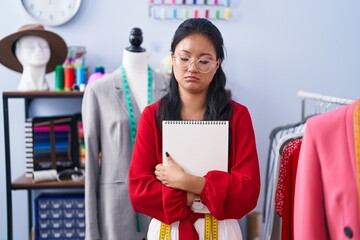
<box><xmin>297</xmin><ymin>90</ymin><xmax>356</xmax><ymax>120</ymax></box>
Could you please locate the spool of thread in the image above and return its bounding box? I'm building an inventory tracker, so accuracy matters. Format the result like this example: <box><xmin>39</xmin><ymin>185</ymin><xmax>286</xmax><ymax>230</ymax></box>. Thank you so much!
<box><xmin>76</xmin><ymin>65</ymin><xmax>87</xmax><ymax>91</ymax></box>
<box><xmin>95</xmin><ymin>65</ymin><xmax>105</xmax><ymax>74</ymax></box>
<box><xmin>173</xmin><ymin>8</ymin><xmax>177</xmax><ymax>19</ymax></box>
<box><xmin>205</xmin><ymin>9</ymin><xmax>209</xmax><ymax>18</ymax></box>
<box><xmin>160</xmin><ymin>7</ymin><xmax>166</xmax><ymax>19</ymax></box>
<box><xmin>224</xmin><ymin>7</ymin><xmax>230</xmax><ymax>20</ymax></box>
<box><xmin>183</xmin><ymin>8</ymin><xmax>188</xmax><ymax>19</ymax></box>
<box><xmin>76</xmin><ymin>65</ymin><xmax>86</xmax><ymax>86</ymax></box>
<box><xmin>87</xmin><ymin>72</ymin><xmax>105</xmax><ymax>85</ymax></box>
<box><xmin>193</xmin><ymin>8</ymin><xmax>199</xmax><ymax>18</ymax></box>
<box><xmin>150</xmin><ymin>6</ymin><xmax>155</xmax><ymax>18</ymax></box>
<box><xmin>55</xmin><ymin>65</ymin><xmax>64</xmax><ymax>91</ymax></box>
<box><xmin>225</xmin><ymin>0</ymin><xmax>230</xmax><ymax>7</ymax></box>
<box><xmin>215</xmin><ymin>9</ymin><xmax>220</xmax><ymax>20</ymax></box>
<box><xmin>87</xmin><ymin>65</ymin><xmax>107</xmax><ymax>85</ymax></box>
<box><xmin>64</xmin><ymin>65</ymin><xmax>75</xmax><ymax>91</ymax></box>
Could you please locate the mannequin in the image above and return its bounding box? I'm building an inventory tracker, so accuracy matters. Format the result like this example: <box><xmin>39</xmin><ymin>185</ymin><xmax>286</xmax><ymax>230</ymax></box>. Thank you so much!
<box><xmin>0</xmin><ymin>24</ymin><xmax>67</xmax><ymax>91</ymax></box>
<box><xmin>15</xmin><ymin>35</ymin><xmax>50</xmax><ymax>91</ymax></box>
<box><xmin>122</xmin><ymin>27</ymin><xmax>149</xmax><ymax>112</ymax></box>
<box><xmin>82</xmin><ymin>27</ymin><xmax>169</xmax><ymax>240</ymax></box>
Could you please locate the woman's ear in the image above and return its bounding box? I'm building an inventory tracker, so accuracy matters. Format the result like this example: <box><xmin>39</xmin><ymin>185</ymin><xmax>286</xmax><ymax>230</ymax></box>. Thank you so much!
<box><xmin>215</xmin><ymin>59</ymin><xmax>222</xmax><ymax>71</ymax></box>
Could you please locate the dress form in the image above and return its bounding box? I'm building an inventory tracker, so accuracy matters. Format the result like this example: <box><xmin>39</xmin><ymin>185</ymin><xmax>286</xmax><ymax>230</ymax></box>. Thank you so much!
<box><xmin>122</xmin><ymin>27</ymin><xmax>149</xmax><ymax>112</ymax></box>
<box><xmin>15</xmin><ymin>35</ymin><xmax>50</xmax><ymax>91</ymax></box>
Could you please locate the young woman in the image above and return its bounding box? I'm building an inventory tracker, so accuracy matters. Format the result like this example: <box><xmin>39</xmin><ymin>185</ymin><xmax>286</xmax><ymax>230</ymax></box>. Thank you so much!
<box><xmin>129</xmin><ymin>18</ymin><xmax>260</xmax><ymax>240</ymax></box>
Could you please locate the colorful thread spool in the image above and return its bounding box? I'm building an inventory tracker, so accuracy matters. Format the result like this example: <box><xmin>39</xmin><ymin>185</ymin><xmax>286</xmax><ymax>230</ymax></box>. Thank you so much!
<box><xmin>224</xmin><ymin>8</ymin><xmax>230</xmax><ymax>20</ymax></box>
<box><xmin>183</xmin><ymin>8</ymin><xmax>188</xmax><ymax>19</ymax></box>
<box><xmin>193</xmin><ymin>8</ymin><xmax>199</xmax><ymax>18</ymax></box>
<box><xmin>76</xmin><ymin>65</ymin><xmax>87</xmax><ymax>91</ymax></box>
<box><xmin>160</xmin><ymin>7</ymin><xmax>166</xmax><ymax>20</ymax></box>
<box><xmin>173</xmin><ymin>8</ymin><xmax>177</xmax><ymax>19</ymax></box>
<box><xmin>64</xmin><ymin>65</ymin><xmax>75</xmax><ymax>91</ymax></box>
<box><xmin>205</xmin><ymin>9</ymin><xmax>209</xmax><ymax>19</ymax></box>
<box><xmin>224</xmin><ymin>0</ymin><xmax>230</xmax><ymax>7</ymax></box>
<box><xmin>55</xmin><ymin>65</ymin><xmax>64</xmax><ymax>91</ymax></box>
<box><xmin>87</xmin><ymin>65</ymin><xmax>106</xmax><ymax>85</ymax></box>
<box><xmin>215</xmin><ymin>9</ymin><xmax>220</xmax><ymax>20</ymax></box>
<box><xmin>95</xmin><ymin>65</ymin><xmax>105</xmax><ymax>74</ymax></box>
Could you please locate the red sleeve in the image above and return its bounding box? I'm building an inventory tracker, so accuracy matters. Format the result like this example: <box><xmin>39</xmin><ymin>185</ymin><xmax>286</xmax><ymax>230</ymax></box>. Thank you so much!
<box><xmin>201</xmin><ymin>103</ymin><xmax>261</xmax><ymax>220</ymax></box>
<box><xmin>128</xmin><ymin>103</ymin><xmax>192</xmax><ymax>224</ymax></box>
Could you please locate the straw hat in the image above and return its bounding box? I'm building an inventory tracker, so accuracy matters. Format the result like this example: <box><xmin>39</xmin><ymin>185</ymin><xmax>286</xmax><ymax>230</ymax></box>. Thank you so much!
<box><xmin>0</xmin><ymin>24</ymin><xmax>67</xmax><ymax>73</ymax></box>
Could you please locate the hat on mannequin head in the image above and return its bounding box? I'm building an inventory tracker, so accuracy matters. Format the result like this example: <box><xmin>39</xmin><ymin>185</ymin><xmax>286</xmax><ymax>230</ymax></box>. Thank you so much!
<box><xmin>0</xmin><ymin>24</ymin><xmax>67</xmax><ymax>73</ymax></box>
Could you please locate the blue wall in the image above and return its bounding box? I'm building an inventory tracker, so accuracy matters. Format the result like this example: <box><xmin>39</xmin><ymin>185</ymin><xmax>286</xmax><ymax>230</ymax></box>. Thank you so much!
<box><xmin>1</xmin><ymin>1</ymin><xmax>359</xmax><ymax>239</ymax></box>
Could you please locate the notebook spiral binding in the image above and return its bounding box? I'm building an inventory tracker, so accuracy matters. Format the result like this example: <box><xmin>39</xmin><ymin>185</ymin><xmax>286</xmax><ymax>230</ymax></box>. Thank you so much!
<box><xmin>163</xmin><ymin>120</ymin><xmax>228</xmax><ymax>125</ymax></box>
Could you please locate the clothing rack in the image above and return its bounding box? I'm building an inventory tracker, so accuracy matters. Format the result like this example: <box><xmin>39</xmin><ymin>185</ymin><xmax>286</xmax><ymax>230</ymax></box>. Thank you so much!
<box><xmin>297</xmin><ymin>90</ymin><xmax>356</xmax><ymax>120</ymax></box>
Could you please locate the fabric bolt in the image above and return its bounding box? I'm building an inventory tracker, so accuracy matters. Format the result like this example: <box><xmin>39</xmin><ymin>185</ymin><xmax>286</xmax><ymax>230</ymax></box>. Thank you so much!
<box><xmin>294</xmin><ymin>100</ymin><xmax>360</xmax><ymax>239</ymax></box>
<box><xmin>129</xmin><ymin>100</ymin><xmax>260</xmax><ymax>240</ymax></box>
<box><xmin>82</xmin><ymin>69</ymin><xmax>169</xmax><ymax>240</ymax></box>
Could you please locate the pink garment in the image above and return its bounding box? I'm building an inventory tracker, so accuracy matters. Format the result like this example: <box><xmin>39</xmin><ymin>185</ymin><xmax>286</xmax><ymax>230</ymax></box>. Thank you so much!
<box><xmin>294</xmin><ymin>100</ymin><xmax>360</xmax><ymax>240</ymax></box>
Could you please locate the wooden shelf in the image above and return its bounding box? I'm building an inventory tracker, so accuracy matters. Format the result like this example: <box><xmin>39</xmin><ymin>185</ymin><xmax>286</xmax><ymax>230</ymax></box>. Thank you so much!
<box><xmin>12</xmin><ymin>173</ymin><xmax>84</xmax><ymax>190</ymax></box>
<box><xmin>3</xmin><ymin>90</ymin><xmax>85</xmax><ymax>240</ymax></box>
<box><xmin>3</xmin><ymin>91</ymin><xmax>83</xmax><ymax>99</ymax></box>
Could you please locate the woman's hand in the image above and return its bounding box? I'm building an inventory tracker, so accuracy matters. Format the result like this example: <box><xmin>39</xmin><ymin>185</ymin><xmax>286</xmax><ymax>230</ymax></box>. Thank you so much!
<box><xmin>155</xmin><ymin>152</ymin><xmax>206</xmax><ymax>194</ymax></box>
<box><xmin>155</xmin><ymin>153</ymin><xmax>186</xmax><ymax>189</ymax></box>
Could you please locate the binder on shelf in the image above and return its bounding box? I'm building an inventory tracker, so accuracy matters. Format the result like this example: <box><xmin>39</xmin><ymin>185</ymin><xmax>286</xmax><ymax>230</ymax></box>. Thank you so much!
<box><xmin>24</xmin><ymin>114</ymin><xmax>83</xmax><ymax>177</ymax></box>
<box><xmin>77</xmin><ymin>118</ymin><xmax>85</xmax><ymax>169</ymax></box>
<box><xmin>162</xmin><ymin>120</ymin><xmax>229</xmax><ymax>213</ymax></box>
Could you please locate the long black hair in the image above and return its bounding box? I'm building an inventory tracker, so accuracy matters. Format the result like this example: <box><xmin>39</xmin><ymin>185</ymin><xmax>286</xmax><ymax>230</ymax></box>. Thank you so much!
<box><xmin>156</xmin><ymin>18</ymin><xmax>232</xmax><ymax>126</ymax></box>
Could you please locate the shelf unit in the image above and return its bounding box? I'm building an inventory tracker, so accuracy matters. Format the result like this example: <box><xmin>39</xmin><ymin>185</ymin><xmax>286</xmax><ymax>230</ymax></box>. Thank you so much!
<box><xmin>2</xmin><ymin>91</ymin><xmax>84</xmax><ymax>240</ymax></box>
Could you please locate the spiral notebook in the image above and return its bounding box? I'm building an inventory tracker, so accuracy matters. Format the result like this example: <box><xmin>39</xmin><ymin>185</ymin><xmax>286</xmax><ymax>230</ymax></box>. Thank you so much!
<box><xmin>162</xmin><ymin>120</ymin><xmax>229</xmax><ymax>177</ymax></box>
<box><xmin>162</xmin><ymin>120</ymin><xmax>229</xmax><ymax>213</ymax></box>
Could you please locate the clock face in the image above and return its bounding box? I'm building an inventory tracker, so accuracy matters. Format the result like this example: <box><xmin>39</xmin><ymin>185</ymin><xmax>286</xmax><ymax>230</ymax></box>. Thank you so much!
<box><xmin>21</xmin><ymin>0</ymin><xmax>82</xmax><ymax>26</ymax></box>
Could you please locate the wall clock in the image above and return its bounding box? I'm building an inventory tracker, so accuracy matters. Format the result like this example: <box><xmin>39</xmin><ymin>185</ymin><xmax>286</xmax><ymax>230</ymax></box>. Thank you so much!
<box><xmin>21</xmin><ymin>0</ymin><xmax>82</xmax><ymax>27</ymax></box>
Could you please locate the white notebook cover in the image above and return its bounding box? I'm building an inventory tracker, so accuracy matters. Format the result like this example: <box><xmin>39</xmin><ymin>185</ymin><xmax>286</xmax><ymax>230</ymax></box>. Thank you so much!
<box><xmin>162</xmin><ymin>120</ymin><xmax>229</xmax><ymax>213</ymax></box>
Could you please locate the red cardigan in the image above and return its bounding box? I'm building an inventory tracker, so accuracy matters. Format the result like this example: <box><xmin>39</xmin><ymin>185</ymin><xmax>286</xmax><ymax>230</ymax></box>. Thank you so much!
<box><xmin>128</xmin><ymin>100</ymin><xmax>261</xmax><ymax>239</ymax></box>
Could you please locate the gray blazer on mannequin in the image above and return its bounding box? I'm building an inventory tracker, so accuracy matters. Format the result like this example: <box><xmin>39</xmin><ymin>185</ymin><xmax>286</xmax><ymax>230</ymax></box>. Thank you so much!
<box><xmin>82</xmin><ymin>68</ymin><xmax>169</xmax><ymax>240</ymax></box>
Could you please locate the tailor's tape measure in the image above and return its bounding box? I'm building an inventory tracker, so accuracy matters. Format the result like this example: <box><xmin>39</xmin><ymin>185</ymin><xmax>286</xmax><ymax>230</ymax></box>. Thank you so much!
<box><xmin>205</xmin><ymin>214</ymin><xmax>218</xmax><ymax>240</ymax></box>
<box><xmin>205</xmin><ymin>214</ymin><xmax>211</xmax><ymax>240</ymax></box>
<box><xmin>211</xmin><ymin>214</ymin><xmax>218</xmax><ymax>240</ymax></box>
<box><xmin>159</xmin><ymin>222</ymin><xmax>171</xmax><ymax>240</ymax></box>
<box><xmin>354</xmin><ymin>102</ymin><xmax>360</xmax><ymax>218</ymax></box>
<box><xmin>159</xmin><ymin>214</ymin><xmax>218</xmax><ymax>240</ymax></box>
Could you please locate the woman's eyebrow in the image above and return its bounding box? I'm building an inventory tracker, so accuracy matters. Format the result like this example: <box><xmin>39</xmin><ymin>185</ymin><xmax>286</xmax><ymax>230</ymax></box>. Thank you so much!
<box><xmin>177</xmin><ymin>49</ymin><xmax>214</xmax><ymax>58</ymax></box>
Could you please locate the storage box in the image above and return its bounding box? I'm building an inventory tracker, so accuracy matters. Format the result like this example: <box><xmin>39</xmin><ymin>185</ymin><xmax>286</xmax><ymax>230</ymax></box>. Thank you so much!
<box><xmin>34</xmin><ymin>194</ymin><xmax>85</xmax><ymax>240</ymax></box>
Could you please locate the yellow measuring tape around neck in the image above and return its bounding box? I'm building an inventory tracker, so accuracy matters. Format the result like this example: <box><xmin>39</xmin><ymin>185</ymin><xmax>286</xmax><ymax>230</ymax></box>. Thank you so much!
<box><xmin>354</xmin><ymin>101</ymin><xmax>360</xmax><ymax>221</ymax></box>
<box><xmin>159</xmin><ymin>214</ymin><xmax>218</xmax><ymax>240</ymax></box>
